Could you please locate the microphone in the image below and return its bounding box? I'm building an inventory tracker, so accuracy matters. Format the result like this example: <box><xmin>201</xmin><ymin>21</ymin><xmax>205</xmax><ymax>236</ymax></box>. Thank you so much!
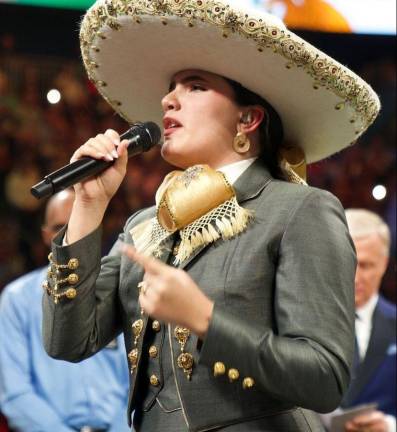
<box><xmin>31</xmin><ymin>121</ymin><xmax>161</xmax><ymax>199</ymax></box>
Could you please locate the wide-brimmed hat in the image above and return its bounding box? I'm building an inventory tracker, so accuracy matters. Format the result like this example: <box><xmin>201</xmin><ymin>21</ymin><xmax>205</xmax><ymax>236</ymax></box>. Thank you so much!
<box><xmin>80</xmin><ymin>0</ymin><xmax>380</xmax><ymax>163</ymax></box>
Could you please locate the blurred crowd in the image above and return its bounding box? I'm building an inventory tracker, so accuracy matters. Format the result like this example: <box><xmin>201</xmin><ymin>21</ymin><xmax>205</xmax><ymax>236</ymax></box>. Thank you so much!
<box><xmin>0</xmin><ymin>35</ymin><xmax>395</xmax><ymax>301</ymax></box>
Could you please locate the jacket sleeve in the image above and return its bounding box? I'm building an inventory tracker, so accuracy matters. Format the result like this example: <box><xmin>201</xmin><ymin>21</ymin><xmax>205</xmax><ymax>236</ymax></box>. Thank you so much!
<box><xmin>42</xmin><ymin>212</ymin><xmax>141</xmax><ymax>362</ymax></box>
<box><xmin>199</xmin><ymin>188</ymin><xmax>356</xmax><ymax>413</ymax></box>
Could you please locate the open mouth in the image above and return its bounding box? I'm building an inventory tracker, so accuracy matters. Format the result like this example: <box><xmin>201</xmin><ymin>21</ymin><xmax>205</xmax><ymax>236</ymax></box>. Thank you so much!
<box><xmin>163</xmin><ymin>117</ymin><xmax>182</xmax><ymax>136</ymax></box>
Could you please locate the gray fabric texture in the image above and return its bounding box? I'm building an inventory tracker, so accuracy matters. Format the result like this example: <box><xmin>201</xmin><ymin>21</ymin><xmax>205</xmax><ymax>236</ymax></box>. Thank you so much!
<box><xmin>43</xmin><ymin>160</ymin><xmax>356</xmax><ymax>432</ymax></box>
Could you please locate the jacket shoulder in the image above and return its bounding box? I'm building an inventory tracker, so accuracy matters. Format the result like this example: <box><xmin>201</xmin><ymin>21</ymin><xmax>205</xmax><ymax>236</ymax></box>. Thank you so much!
<box><xmin>378</xmin><ymin>296</ymin><xmax>397</xmax><ymax>320</ymax></box>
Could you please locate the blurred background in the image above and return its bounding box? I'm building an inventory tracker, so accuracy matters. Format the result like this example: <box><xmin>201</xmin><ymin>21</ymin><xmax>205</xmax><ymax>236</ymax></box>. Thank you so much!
<box><xmin>0</xmin><ymin>0</ymin><xmax>395</xmax><ymax>304</ymax></box>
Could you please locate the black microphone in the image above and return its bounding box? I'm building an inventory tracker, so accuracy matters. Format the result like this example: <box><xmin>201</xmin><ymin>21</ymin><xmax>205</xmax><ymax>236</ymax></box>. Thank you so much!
<box><xmin>31</xmin><ymin>121</ymin><xmax>161</xmax><ymax>199</ymax></box>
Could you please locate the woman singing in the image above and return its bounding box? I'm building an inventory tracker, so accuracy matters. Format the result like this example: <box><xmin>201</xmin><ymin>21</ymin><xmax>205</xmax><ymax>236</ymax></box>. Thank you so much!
<box><xmin>42</xmin><ymin>1</ymin><xmax>380</xmax><ymax>430</ymax></box>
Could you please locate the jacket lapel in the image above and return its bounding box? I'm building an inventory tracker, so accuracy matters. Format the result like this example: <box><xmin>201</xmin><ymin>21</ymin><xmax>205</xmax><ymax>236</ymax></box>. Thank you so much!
<box><xmin>178</xmin><ymin>160</ymin><xmax>273</xmax><ymax>270</ymax></box>
<box><xmin>345</xmin><ymin>301</ymin><xmax>394</xmax><ymax>404</ymax></box>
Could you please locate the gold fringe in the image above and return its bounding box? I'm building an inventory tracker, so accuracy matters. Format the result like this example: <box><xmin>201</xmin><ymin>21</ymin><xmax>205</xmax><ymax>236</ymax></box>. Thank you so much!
<box><xmin>174</xmin><ymin>197</ymin><xmax>253</xmax><ymax>265</ymax></box>
<box><xmin>130</xmin><ymin>195</ymin><xmax>253</xmax><ymax>265</ymax></box>
<box><xmin>130</xmin><ymin>218</ymin><xmax>170</xmax><ymax>258</ymax></box>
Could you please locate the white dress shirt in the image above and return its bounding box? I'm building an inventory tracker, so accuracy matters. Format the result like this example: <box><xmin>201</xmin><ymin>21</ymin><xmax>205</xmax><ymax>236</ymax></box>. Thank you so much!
<box><xmin>217</xmin><ymin>157</ymin><xmax>257</xmax><ymax>185</ymax></box>
<box><xmin>355</xmin><ymin>294</ymin><xmax>379</xmax><ymax>360</ymax></box>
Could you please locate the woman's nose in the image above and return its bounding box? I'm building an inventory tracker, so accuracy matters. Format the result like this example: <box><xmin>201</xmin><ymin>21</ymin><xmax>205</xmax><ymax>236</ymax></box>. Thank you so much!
<box><xmin>161</xmin><ymin>90</ymin><xmax>180</xmax><ymax>112</ymax></box>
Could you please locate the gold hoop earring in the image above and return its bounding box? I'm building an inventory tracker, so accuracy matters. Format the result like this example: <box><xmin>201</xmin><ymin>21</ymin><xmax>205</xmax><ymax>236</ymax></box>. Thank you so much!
<box><xmin>233</xmin><ymin>131</ymin><xmax>250</xmax><ymax>154</ymax></box>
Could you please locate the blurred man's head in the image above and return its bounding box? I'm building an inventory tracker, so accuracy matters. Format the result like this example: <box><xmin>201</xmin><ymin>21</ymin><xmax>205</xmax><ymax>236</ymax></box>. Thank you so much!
<box><xmin>41</xmin><ymin>189</ymin><xmax>74</xmax><ymax>247</ymax></box>
<box><xmin>345</xmin><ymin>209</ymin><xmax>390</xmax><ymax>309</ymax></box>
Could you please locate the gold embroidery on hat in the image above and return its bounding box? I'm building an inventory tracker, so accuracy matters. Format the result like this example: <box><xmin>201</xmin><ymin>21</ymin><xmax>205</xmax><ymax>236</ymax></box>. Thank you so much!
<box><xmin>80</xmin><ymin>0</ymin><xmax>379</xmax><ymax>132</ymax></box>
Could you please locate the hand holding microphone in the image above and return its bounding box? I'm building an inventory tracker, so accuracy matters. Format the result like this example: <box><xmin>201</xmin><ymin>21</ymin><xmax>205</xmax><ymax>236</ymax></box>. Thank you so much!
<box><xmin>31</xmin><ymin>121</ymin><xmax>161</xmax><ymax>200</ymax></box>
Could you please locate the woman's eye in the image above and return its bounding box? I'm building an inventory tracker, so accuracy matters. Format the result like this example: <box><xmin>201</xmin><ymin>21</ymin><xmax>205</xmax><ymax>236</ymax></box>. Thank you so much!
<box><xmin>191</xmin><ymin>84</ymin><xmax>206</xmax><ymax>91</ymax></box>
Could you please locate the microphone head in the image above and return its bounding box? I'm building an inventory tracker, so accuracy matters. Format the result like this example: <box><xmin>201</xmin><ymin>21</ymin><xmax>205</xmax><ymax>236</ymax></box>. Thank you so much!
<box><xmin>143</xmin><ymin>121</ymin><xmax>162</xmax><ymax>146</ymax></box>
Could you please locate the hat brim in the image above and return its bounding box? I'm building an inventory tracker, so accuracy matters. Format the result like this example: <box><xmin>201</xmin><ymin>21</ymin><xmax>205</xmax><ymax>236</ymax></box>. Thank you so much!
<box><xmin>80</xmin><ymin>0</ymin><xmax>380</xmax><ymax>163</ymax></box>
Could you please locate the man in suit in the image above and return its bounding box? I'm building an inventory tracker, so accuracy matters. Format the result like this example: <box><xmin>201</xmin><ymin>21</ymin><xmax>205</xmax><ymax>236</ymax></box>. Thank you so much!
<box><xmin>341</xmin><ymin>209</ymin><xmax>396</xmax><ymax>432</ymax></box>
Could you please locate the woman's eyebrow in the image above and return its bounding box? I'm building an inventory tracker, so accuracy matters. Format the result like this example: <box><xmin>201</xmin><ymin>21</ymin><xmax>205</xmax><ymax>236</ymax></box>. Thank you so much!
<box><xmin>168</xmin><ymin>75</ymin><xmax>209</xmax><ymax>92</ymax></box>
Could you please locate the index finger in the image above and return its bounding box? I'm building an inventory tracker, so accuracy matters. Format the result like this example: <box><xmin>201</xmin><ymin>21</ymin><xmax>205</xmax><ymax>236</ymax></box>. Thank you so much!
<box><xmin>353</xmin><ymin>411</ymin><xmax>383</xmax><ymax>426</ymax></box>
<box><xmin>121</xmin><ymin>244</ymin><xmax>166</xmax><ymax>275</ymax></box>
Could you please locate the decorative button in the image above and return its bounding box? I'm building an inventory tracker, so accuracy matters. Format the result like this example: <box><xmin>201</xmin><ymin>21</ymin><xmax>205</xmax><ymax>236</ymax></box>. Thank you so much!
<box><xmin>65</xmin><ymin>288</ymin><xmax>77</xmax><ymax>299</ymax></box>
<box><xmin>48</xmin><ymin>252</ymin><xmax>53</xmax><ymax>261</ymax></box>
<box><xmin>128</xmin><ymin>348</ymin><xmax>138</xmax><ymax>368</ymax></box>
<box><xmin>132</xmin><ymin>319</ymin><xmax>144</xmax><ymax>337</ymax></box>
<box><xmin>150</xmin><ymin>375</ymin><xmax>160</xmax><ymax>386</ymax></box>
<box><xmin>152</xmin><ymin>320</ymin><xmax>161</xmax><ymax>332</ymax></box>
<box><xmin>149</xmin><ymin>345</ymin><xmax>158</xmax><ymax>358</ymax></box>
<box><xmin>228</xmin><ymin>368</ymin><xmax>239</xmax><ymax>382</ymax></box>
<box><xmin>213</xmin><ymin>362</ymin><xmax>226</xmax><ymax>377</ymax></box>
<box><xmin>68</xmin><ymin>258</ymin><xmax>79</xmax><ymax>270</ymax></box>
<box><xmin>242</xmin><ymin>377</ymin><xmax>255</xmax><ymax>389</ymax></box>
<box><xmin>67</xmin><ymin>273</ymin><xmax>79</xmax><ymax>285</ymax></box>
<box><xmin>177</xmin><ymin>352</ymin><xmax>194</xmax><ymax>380</ymax></box>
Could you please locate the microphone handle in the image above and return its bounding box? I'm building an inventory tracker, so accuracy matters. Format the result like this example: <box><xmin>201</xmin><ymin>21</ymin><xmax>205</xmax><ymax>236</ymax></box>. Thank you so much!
<box><xmin>31</xmin><ymin>133</ymin><xmax>146</xmax><ymax>199</ymax></box>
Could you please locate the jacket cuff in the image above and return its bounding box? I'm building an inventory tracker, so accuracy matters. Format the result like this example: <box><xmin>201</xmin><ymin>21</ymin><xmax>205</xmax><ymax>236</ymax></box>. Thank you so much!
<box><xmin>198</xmin><ymin>303</ymin><xmax>260</xmax><ymax>390</ymax></box>
<box><xmin>43</xmin><ymin>226</ymin><xmax>102</xmax><ymax>304</ymax></box>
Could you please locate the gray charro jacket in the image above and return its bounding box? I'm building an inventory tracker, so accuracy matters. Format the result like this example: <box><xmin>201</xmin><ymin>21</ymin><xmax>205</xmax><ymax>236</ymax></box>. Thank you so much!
<box><xmin>43</xmin><ymin>160</ymin><xmax>356</xmax><ymax>431</ymax></box>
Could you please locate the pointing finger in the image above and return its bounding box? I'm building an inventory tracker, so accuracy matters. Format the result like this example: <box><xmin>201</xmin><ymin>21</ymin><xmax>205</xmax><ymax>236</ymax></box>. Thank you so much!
<box><xmin>121</xmin><ymin>244</ymin><xmax>166</xmax><ymax>274</ymax></box>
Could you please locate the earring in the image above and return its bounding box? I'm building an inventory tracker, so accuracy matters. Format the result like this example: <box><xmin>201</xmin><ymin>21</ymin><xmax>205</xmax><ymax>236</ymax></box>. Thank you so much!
<box><xmin>233</xmin><ymin>129</ymin><xmax>250</xmax><ymax>153</ymax></box>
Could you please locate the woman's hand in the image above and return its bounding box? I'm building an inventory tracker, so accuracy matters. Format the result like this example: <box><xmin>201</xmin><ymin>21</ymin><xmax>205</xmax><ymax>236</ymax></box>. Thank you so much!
<box><xmin>65</xmin><ymin>129</ymin><xmax>129</xmax><ymax>244</ymax></box>
<box><xmin>122</xmin><ymin>245</ymin><xmax>214</xmax><ymax>339</ymax></box>
<box><xmin>345</xmin><ymin>411</ymin><xmax>389</xmax><ymax>432</ymax></box>
<box><xmin>71</xmin><ymin>129</ymin><xmax>129</xmax><ymax>205</ymax></box>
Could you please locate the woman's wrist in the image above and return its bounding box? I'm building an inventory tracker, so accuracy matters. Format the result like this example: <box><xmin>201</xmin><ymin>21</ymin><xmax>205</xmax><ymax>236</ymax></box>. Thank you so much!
<box><xmin>65</xmin><ymin>199</ymin><xmax>107</xmax><ymax>244</ymax></box>
<box><xmin>191</xmin><ymin>298</ymin><xmax>214</xmax><ymax>340</ymax></box>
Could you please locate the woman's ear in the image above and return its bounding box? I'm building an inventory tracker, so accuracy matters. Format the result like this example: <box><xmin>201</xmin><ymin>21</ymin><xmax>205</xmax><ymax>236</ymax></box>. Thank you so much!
<box><xmin>239</xmin><ymin>105</ymin><xmax>265</xmax><ymax>134</ymax></box>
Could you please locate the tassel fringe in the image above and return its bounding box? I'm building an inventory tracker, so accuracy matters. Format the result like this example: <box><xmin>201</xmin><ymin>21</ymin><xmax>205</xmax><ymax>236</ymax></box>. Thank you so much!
<box><xmin>130</xmin><ymin>197</ymin><xmax>253</xmax><ymax>265</ymax></box>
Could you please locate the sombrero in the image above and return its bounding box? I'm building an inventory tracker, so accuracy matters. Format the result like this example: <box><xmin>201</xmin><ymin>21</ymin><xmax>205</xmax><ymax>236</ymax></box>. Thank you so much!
<box><xmin>80</xmin><ymin>0</ymin><xmax>380</xmax><ymax>163</ymax></box>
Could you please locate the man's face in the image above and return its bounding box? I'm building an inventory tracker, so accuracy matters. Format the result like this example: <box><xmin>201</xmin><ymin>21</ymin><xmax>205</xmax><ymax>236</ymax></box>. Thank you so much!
<box><xmin>41</xmin><ymin>191</ymin><xmax>74</xmax><ymax>247</ymax></box>
<box><xmin>353</xmin><ymin>234</ymin><xmax>388</xmax><ymax>308</ymax></box>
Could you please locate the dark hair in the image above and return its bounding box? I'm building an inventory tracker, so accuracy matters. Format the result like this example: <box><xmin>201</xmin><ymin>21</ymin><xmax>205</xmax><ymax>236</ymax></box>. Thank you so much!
<box><xmin>226</xmin><ymin>78</ymin><xmax>285</xmax><ymax>180</ymax></box>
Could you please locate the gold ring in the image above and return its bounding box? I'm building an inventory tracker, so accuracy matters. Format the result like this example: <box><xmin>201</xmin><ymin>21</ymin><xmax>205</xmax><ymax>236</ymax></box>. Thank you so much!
<box><xmin>138</xmin><ymin>281</ymin><xmax>149</xmax><ymax>295</ymax></box>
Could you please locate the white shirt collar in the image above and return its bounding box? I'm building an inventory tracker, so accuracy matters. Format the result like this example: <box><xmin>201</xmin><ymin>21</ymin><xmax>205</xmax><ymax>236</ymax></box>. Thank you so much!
<box><xmin>356</xmin><ymin>294</ymin><xmax>379</xmax><ymax>324</ymax></box>
<box><xmin>217</xmin><ymin>157</ymin><xmax>257</xmax><ymax>185</ymax></box>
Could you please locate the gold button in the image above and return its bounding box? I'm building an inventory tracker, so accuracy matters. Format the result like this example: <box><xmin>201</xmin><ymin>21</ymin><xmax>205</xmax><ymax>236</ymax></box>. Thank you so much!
<box><xmin>152</xmin><ymin>320</ymin><xmax>161</xmax><ymax>332</ymax></box>
<box><xmin>228</xmin><ymin>368</ymin><xmax>239</xmax><ymax>382</ymax></box>
<box><xmin>243</xmin><ymin>377</ymin><xmax>255</xmax><ymax>389</ymax></box>
<box><xmin>65</xmin><ymin>288</ymin><xmax>77</xmax><ymax>299</ymax></box>
<box><xmin>213</xmin><ymin>362</ymin><xmax>226</xmax><ymax>377</ymax></box>
<box><xmin>128</xmin><ymin>348</ymin><xmax>138</xmax><ymax>367</ymax></box>
<box><xmin>150</xmin><ymin>375</ymin><xmax>160</xmax><ymax>386</ymax></box>
<box><xmin>132</xmin><ymin>319</ymin><xmax>144</xmax><ymax>337</ymax></box>
<box><xmin>48</xmin><ymin>252</ymin><xmax>53</xmax><ymax>261</ymax></box>
<box><xmin>67</xmin><ymin>273</ymin><xmax>79</xmax><ymax>285</ymax></box>
<box><xmin>149</xmin><ymin>346</ymin><xmax>158</xmax><ymax>358</ymax></box>
<box><xmin>68</xmin><ymin>258</ymin><xmax>79</xmax><ymax>270</ymax></box>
